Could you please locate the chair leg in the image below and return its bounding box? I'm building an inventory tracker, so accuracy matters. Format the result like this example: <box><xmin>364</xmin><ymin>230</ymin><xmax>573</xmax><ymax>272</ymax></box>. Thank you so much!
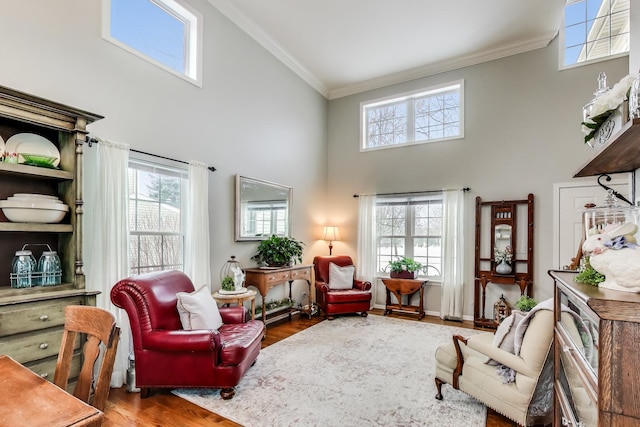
<box><xmin>220</xmin><ymin>387</ymin><xmax>236</xmax><ymax>400</ymax></box>
<box><xmin>327</xmin><ymin>315</ymin><xmax>335</xmax><ymax>320</ymax></box>
<box><xmin>360</xmin><ymin>311</ymin><xmax>368</xmax><ymax>317</ymax></box>
<box><xmin>140</xmin><ymin>387</ymin><xmax>152</xmax><ymax>399</ymax></box>
<box><xmin>435</xmin><ymin>377</ymin><xmax>445</xmax><ymax>400</ymax></box>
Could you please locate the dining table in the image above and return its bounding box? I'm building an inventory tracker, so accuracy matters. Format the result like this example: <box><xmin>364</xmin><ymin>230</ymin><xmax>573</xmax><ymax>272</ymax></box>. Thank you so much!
<box><xmin>0</xmin><ymin>354</ymin><xmax>104</xmax><ymax>426</ymax></box>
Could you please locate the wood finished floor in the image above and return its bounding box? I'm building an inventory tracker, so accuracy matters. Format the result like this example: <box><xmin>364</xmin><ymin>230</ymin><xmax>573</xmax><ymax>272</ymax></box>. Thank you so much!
<box><xmin>103</xmin><ymin>310</ymin><xmax>517</xmax><ymax>427</ymax></box>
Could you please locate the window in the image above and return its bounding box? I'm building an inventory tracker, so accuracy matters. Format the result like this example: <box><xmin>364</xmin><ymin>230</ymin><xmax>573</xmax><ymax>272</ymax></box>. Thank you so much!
<box><xmin>376</xmin><ymin>194</ymin><xmax>443</xmax><ymax>279</ymax></box>
<box><xmin>128</xmin><ymin>159</ymin><xmax>187</xmax><ymax>274</ymax></box>
<box><xmin>242</xmin><ymin>200</ymin><xmax>288</xmax><ymax>237</ymax></box>
<box><xmin>361</xmin><ymin>81</ymin><xmax>464</xmax><ymax>151</ymax></box>
<box><xmin>562</xmin><ymin>0</ymin><xmax>630</xmax><ymax>67</ymax></box>
<box><xmin>103</xmin><ymin>0</ymin><xmax>203</xmax><ymax>85</ymax></box>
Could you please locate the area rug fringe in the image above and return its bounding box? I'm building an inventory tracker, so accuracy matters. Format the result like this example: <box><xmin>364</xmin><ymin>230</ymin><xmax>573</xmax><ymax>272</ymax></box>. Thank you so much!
<box><xmin>173</xmin><ymin>315</ymin><xmax>486</xmax><ymax>426</ymax></box>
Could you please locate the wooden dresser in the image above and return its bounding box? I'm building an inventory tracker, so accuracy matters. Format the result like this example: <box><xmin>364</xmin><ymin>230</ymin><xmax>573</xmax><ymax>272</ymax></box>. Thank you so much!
<box><xmin>0</xmin><ymin>85</ymin><xmax>102</xmax><ymax>382</ymax></box>
<box><xmin>549</xmin><ymin>270</ymin><xmax>640</xmax><ymax>426</ymax></box>
<box><xmin>244</xmin><ymin>264</ymin><xmax>313</xmax><ymax>325</ymax></box>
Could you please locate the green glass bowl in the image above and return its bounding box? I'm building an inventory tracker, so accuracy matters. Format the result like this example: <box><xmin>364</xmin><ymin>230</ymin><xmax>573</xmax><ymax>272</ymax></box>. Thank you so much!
<box><xmin>20</xmin><ymin>153</ymin><xmax>58</xmax><ymax>168</ymax></box>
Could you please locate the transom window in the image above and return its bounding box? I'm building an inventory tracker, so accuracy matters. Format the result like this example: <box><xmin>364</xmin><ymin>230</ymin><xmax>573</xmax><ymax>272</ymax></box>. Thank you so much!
<box><xmin>103</xmin><ymin>0</ymin><xmax>202</xmax><ymax>85</ymax></box>
<box><xmin>376</xmin><ymin>194</ymin><xmax>443</xmax><ymax>279</ymax></box>
<box><xmin>562</xmin><ymin>0</ymin><xmax>630</xmax><ymax>67</ymax></box>
<box><xmin>361</xmin><ymin>81</ymin><xmax>464</xmax><ymax>151</ymax></box>
<box><xmin>128</xmin><ymin>159</ymin><xmax>187</xmax><ymax>274</ymax></box>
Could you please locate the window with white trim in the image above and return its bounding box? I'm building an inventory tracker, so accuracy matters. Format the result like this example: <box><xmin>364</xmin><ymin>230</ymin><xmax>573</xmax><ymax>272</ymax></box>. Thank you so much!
<box><xmin>128</xmin><ymin>159</ymin><xmax>187</xmax><ymax>274</ymax></box>
<box><xmin>562</xmin><ymin>0</ymin><xmax>630</xmax><ymax>67</ymax></box>
<box><xmin>103</xmin><ymin>0</ymin><xmax>202</xmax><ymax>85</ymax></box>
<box><xmin>376</xmin><ymin>194</ymin><xmax>443</xmax><ymax>279</ymax></box>
<box><xmin>361</xmin><ymin>81</ymin><xmax>464</xmax><ymax>151</ymax></box>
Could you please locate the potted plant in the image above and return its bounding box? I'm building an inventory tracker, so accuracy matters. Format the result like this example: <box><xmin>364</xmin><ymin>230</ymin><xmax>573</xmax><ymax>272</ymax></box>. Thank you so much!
<box><xmin>388</xmin><ymin>256</ymin><xmax>422</xmax><ymax>279</ymax></box>
<box><xmin>251</xmin><ymin>235</ymin><xmax>304</xmax><ymax>267</ymax></box>
<box><xmin>515</xmin><ymin>295</ymin><xmax>537</xmax><ymax>312</ymax></box>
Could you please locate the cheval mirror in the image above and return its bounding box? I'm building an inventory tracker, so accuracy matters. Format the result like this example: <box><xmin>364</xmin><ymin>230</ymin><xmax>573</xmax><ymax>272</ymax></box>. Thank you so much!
<box><xmin>474</xmin><ymin>194</ymin><xmax>534</xmax><ymax>328</ymax></box>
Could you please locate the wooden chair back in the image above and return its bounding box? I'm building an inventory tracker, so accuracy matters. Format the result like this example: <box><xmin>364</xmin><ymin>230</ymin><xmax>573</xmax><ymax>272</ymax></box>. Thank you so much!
<box><xmin>53</xmin><ymin>305</ymin><xmax>121</xmax><ymax>412</ymax></box>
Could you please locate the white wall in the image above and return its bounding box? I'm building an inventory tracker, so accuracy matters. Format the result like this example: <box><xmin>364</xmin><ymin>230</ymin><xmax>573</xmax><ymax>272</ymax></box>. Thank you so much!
<box><xmin>326</xmin><ymin>37</ymin><xmax>628</xmax><ymax>318</ymax></box>
<box><xmin>0</xmin><ymin>0</ymin><xmax>328</xmax><ymax>299</ymax></box>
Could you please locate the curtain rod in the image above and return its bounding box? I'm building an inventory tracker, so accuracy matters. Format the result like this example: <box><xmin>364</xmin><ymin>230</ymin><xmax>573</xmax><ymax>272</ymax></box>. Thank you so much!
<box><xmin>83</xmin><ymin>136</ymin><xmax>216</xmax><ymax>172</ymax></box>
<box><xmin>353</xmin><ymin>187</ymin><xmax>470</xmax><ymax>198</ymax></box>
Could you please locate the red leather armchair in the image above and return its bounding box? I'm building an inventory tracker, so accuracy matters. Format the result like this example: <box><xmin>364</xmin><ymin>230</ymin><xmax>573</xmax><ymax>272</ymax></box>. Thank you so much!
<box><xmin>110</xmin><ymin>270</ymin><xmax>265</xmax><ymax>399</ymax></box>
<box><xmin>313</xmin><ymin>255</ymin><xmax>372</xmax><ymax>320</ymax></box>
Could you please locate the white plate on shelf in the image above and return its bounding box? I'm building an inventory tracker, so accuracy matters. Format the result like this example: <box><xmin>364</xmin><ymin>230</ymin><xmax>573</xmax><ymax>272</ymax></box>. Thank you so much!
<box><xmin>5</xmin><ymin>133</ymin><xmax>60</xmax><ymax>167</ymax></box>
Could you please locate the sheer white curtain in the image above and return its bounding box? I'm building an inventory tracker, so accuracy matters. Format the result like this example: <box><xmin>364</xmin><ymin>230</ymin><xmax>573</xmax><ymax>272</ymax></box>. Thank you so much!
<box><xmin>184</xmin><ymin>161</ymin><xmax>211</xmax><ymax>288</ymax></box>
<box><xmin>440</xmin><ymin>189</ymin><xmax>465</xmax><ymax>320</ymax></box>
<box><xmin>357</xmin><ymin>194</ymin><xmax>377</xmax><ymax>305</ymax></box>
<box><xmin>85</xmin><ymin>138</ymin><xmax>131</xmax><ymax>387</ymax></box>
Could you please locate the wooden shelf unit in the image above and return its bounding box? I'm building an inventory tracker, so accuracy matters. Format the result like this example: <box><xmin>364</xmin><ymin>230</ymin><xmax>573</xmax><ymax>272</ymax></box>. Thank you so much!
<box><xmin>575</xmin><ymin>119</ymin><xmax>640</xmax><ymax>177</ymax></box>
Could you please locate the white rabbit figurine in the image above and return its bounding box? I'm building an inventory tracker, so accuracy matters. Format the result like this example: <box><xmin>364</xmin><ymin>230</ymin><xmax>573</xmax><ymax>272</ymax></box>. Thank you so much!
<box><xmin>582</xmin><ymin>222</ymin><xmax>640</xmax><ymax>292</ymax></box>
<box><xmin>231</xmin><ymin>266</ymin><xmax>245</xmax><ymax>291</ymax></box>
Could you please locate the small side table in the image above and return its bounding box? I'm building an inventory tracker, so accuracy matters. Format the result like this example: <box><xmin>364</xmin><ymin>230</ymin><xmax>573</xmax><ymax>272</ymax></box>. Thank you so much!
<box><xmin>212</xmin><ymin>289</ymin><xmax>257</xmax><ymax>320</ymax></box>
<box><xmin>381</xmin><ymin>278</ymin><xmax>427</xmax><ymax>319</ymax></box>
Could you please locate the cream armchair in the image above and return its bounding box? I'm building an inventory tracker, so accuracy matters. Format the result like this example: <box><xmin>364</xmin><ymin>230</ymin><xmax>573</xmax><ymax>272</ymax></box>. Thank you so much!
<box><xmin>434</xmin><ymin>308</ymin><xmax>555</xmax><ymax>426</ymax></box>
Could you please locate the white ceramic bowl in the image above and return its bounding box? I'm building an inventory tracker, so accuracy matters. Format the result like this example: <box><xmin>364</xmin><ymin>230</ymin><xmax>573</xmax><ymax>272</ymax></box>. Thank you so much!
<box><xmin>12</xmin><ymin>193</ymin><xmax>60</xmax><ymax>200</ymax></box>
<box><xmin>8</xmin><ymin>196</ymin><xmax>63</xmax><ymax>204</ymax></box>
<box><xmin>0</xmin><ymin>200</ymin><xmax>69</xmax><ymax>223</ymax></box>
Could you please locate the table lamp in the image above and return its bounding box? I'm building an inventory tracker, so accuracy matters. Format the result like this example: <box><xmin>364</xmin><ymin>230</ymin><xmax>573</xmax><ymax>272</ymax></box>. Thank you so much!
<box><xmin>323</xmin><ymin>226</ymin><xmax>340</xmax><ymax>255</ymax></box>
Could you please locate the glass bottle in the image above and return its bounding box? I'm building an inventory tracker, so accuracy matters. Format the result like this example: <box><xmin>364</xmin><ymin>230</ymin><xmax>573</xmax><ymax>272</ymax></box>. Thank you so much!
<box><xmin>38</xmin><ymin>250</ymin><xmax>61</xmax><ymax>286</ymax></box>
<box><xmin>582</xmin><ymin>72</ymin><xmax>610</xmax><ymax>122</ymax></box>
<box><xmin>11</xmin><ymin>250</ymin><xmax>36</xmax><ymax>288</ymax></box>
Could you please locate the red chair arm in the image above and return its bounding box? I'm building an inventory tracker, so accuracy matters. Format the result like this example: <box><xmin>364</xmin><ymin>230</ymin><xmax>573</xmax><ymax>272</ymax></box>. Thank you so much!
<box><xmin>220</xmin><ymin>306</ymin><xmax>248</xmax><ymax>324</ymax></box>
<box><xmin>315</xmin><ymin>280</ymin><xmax>329</xmax><ymax>294</ymax></box>
<box><xmin>354</xmin><ymin>279</ymin><xmax>372</xmax><ymax>291</ymax></box>
<box><xmin>143</xmin><ymin>330</ymin><xmax>221</xmax><ymax>352</ymax></box>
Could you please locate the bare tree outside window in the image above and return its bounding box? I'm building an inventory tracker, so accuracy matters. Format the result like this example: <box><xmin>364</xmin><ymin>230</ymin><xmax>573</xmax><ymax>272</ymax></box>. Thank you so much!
<box><xmin>362</xmin><ymin>81</ymin><xmax>463</xmax><ymax>151</ymax></box>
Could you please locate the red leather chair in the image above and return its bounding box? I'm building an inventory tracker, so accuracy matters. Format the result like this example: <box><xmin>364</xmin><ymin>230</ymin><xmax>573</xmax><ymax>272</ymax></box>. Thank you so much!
<box><xmin>313</xmin><ymin>255</ymin><xmax>372</xmax><ymax>320</ymax></box>
<box><xmin>110</xmin><ymin>270</ymin><xmax>265</xmax><ymax>399</ymax></box>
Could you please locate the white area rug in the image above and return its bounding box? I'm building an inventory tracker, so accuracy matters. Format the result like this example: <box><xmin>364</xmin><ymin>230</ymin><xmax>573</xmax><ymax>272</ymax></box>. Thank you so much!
<box><xmin>173</xmin><ymin>315</ymin><xmax>486</xmax><ymax>426</ymax></box>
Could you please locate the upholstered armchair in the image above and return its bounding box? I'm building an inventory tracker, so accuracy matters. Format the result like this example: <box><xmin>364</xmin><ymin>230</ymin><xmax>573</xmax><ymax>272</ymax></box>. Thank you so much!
<box><xmin>434</xmin><ymin>306</ymin><xmax>555</xmax><ymax>426</ymax></box>
<box><xmin>110</xmin><ymin>270</ymin><xmax>265</xmax><ymax>399</ymax></box>
<box><xmin>313</xmin><ymin>255</ymin><xmax>372</xmax><ymax>320</ymax></box>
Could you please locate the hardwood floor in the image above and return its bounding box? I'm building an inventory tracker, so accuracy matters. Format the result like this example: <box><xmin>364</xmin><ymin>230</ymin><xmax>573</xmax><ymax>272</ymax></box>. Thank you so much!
<box><xmin>103</xmin><ymin>310</ymin><xmax>517</xmax><ymax>426</ymax></box>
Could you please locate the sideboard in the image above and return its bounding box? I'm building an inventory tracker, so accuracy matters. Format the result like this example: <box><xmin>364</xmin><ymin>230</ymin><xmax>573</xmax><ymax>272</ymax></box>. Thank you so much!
<box><xmin>244</xmin><ymin>264</ymin><xmax>313</xmax><ymax>325</ymax></box>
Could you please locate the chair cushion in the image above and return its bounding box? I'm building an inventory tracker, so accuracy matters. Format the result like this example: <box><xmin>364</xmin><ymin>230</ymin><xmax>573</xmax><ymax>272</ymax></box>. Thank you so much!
<box><xmin>328</xmin><ymin>262</ymin><xmax>354</xmax><ymax>289</ymax></box>
<box><xmin>218</xmin><ymin>321</ymin><xmax>265</xmax><ymax>365</ymax></box>
<box><xmin>176</xmin><ymin>285</ymin><xmax>223</xmax><ymax>330</ymax></box>
<box><xmin>324</xmin><ymin>288</ymin><xmax>372</xmax><ymax>303</ymax></box>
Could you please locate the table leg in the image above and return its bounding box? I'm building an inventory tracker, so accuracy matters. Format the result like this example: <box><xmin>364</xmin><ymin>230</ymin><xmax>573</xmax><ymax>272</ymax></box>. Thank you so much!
<box><xmin>384</xmin><ymin>288</ymin><xmax>392</xmax><ymax>315</ymax></box>
<box><xmin>251</xmin><ymin>299</ymin><xmax>255</xmax><ymax>320</ymax></box>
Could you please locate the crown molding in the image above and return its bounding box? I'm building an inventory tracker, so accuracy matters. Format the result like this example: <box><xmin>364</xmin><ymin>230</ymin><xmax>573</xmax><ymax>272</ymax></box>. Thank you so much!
<box><xmin>328</xmin><ymin>31</ymin><xmax>558</xmax><ymax>99</ymax></box>
<box><xmin>206</xmin><ymin>0</ymin><xmax>329</xmax><ymax>98</ymax></box>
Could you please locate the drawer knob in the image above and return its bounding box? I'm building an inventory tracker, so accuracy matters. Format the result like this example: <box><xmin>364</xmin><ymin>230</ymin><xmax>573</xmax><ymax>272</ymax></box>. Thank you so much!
<box><xmin>40</xmin><ymin>372</ymin><xmax>49</xmax><ymax>379</ymax></box>
<box><xmin>39</xmin><ymin>315</ymin><xmax>49</xmax><ymax>321</ymax></box>
<box><xmin>39</xmin><ymin>343</ymin><xmax>48</xmax><ymax>350</ymax></box>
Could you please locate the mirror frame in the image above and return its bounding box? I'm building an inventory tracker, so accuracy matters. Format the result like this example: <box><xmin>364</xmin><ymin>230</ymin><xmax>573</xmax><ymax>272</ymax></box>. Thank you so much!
<box><xmin>235</xmin><ymin>175</ymin><xmax>292</xmax><ymax>242</ymax></box>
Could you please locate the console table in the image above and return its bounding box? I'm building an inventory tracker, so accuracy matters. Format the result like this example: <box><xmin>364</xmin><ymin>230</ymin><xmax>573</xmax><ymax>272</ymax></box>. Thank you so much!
<box><xmin>244</xmin><ymin>265</ymin><xmax>313</xmax><ymax>325</ymax></box>
<box><xmin>381</xmin><ymin>278</ymin><xmax>427</xmax><ymax>319</ymax></box>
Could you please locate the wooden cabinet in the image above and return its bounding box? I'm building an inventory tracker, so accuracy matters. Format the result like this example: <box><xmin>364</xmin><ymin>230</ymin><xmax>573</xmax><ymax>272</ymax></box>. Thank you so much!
<box><xmin>0</xmin><ymin>85</ymin><xmax>102</xmax><ymax>378</ymax></box>
<box><xmin>550</xmin><ymin>270</ymin><xmax>640</xmax><ymax>426</ymax></box>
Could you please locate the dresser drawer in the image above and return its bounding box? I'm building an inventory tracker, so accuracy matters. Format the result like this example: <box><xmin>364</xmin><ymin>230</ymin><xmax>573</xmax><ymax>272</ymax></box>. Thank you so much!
<box><xmin>0</xmin><ymin>296</ymin><xmax>85</xmax><ymax>336</ymax></box>
<box><xmin>290</xmin><ymin>267</ymin><xmax>310</xmax><ymax>281</ymax></box>
<box><xmin>26</xmin><ymin>352</ymin><xmax>82</xmax><ymax>382</ymax></box>
<box><xmin>265</xmin><ymin>271</ymin><xmax>291</xmax><ymax>286</ymax></box>
<box><xmin>0</xmin><ymin>327</ymin><xmax>80</xmax><ymax>364</ymax></box>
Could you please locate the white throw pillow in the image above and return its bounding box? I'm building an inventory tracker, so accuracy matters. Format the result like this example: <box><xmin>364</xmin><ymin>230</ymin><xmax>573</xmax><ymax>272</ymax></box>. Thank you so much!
<box><xmin>328</xmin><ymin>262</ymin><xmax>354</xmax><ymax>290</ymax></box>
<box><xmin>176</xmin><ymin>285</ymin><xmax>223</xmax><ymax>330</ymax></box>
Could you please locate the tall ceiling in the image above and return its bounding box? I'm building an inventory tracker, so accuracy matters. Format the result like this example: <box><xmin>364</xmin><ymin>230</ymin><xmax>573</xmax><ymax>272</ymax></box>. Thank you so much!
<box><xmin>207</xmin><ymin>0</ymin><xmax>565</xmax><ymax>99</ymax></box>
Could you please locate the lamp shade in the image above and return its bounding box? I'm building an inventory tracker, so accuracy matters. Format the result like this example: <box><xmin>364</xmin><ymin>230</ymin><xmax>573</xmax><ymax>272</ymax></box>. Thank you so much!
<box><xmin>323</xmin><ymin>226</ymin><xmax>340</xmax><ymax>242</ymax></box>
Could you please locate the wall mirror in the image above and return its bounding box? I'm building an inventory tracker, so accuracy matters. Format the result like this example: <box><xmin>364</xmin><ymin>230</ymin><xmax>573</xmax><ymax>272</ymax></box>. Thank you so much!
<box><xmin>235</xmin><ymin>175</ymin><xmax>292</xmax><ymax>241</ymax></box>
<box><xmin>473</xmin><ymin>194</ymin><xmax>534</xmax><ymax>328</ymax></box>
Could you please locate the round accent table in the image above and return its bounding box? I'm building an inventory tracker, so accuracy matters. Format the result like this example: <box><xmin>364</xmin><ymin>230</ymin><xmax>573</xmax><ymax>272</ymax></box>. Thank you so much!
<box><xmin>380</xmin><ymin>278</ymin><xmax>427</xmax><ymax>320</ymax></box>
<box><xmin>212</xmin><ymin>289</ymin><xmax>257</xmax><ymax>320</ymax></box>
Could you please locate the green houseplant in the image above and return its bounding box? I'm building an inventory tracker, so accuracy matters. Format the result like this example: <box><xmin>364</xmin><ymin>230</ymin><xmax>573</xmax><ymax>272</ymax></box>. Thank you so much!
<box><xmin>515</xmin><ymin>295</ymin><xmax>537</xmax><ymax>312</ymax></box>
<box><xmin>251</xmin><ymin>235</ymin><xmax>304</xmax><ymax>267</ymax></box>
<box><xmin>388</xmin><ymin>256</ymin><xmax>423</xmax><ymax>279</ymax></box>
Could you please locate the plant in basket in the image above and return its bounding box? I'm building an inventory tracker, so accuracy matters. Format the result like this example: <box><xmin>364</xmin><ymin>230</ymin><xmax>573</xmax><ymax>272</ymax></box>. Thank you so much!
<box><xmin>388</xmin><ymin>256</ymin><xmax>422</xmax><ymax>279</ymax></box>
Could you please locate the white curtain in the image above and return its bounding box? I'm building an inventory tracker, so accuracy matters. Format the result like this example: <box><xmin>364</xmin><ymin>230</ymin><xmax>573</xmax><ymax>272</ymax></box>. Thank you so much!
<box><xmin>184</xmin><ymin>161</ymin><xmax>211</xmax><ymax>288</ymax></box>
<box><xmin>85</xmin><ymin>138</ymin><xmax>131</xmax><ymax>387</ymax></box>
<box><xmin>440</xmin><ymin>189</ymin><xmax>465</xmax><ymax>320</ymax></box>
<box><xmin>357</xmin><ymin>194</ymin><xmax>377</xmax><ymax>306</ymax></box>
